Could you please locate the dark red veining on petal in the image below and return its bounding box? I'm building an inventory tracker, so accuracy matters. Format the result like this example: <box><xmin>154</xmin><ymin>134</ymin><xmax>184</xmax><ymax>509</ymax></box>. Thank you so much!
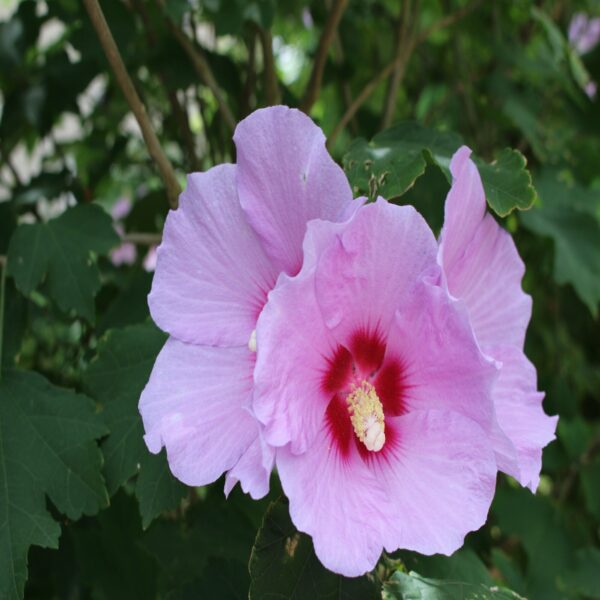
<box><xmin>349</xmin><ymin>328</ymin><xmax>386</xmax><ymax>376</ymax></box>
<box><xmin>325</xmin><ymin>394</ymin><xmax>354</xmax><ymax>458</ymax></box>
<box><xmin>373</xmin><ymin>359</ymin><xmax>408</xmax><ymax>416</ymax></box>
<box><xmin>322</xmin><ymin>345</ymin><xmax>353</xmax><ymax>394</ymax></box>
<box><xmin>322</xmin><ymin>327</ymin><xmax>408</xmax><ymax>461</ymax></box>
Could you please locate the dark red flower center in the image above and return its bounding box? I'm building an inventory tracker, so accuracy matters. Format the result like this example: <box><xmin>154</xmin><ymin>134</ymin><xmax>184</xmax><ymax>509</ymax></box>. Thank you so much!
<box><xmin>322</xmin><ymin>328</ymin><xmax>407</xmax><ymax>459</ymax></box>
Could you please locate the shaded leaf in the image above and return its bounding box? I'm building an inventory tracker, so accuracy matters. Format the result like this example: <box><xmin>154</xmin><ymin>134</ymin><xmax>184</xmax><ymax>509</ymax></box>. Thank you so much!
<box><xmin>0</xmin><ymin>370</ymin><xmax>108</xmax><ymax>600</ymax></box>
<box><xmin>520</xmin><ymin>174</ymin><xmax>600</xmax><ymax>316</ymax></box>
<box><xmin>383</xmin><ymin>571</ymin><xmax>524</xmax><ymax>600</ymax></box>
<box><xmin>343</xmin><ymin>122</ymin><xmax>536</xmax><ymax>215</ymax></box>
<box><xmin>6</xmin><ymin>204</ymin><xmax>119</xmax><ymax>321</ymax></box>
<box><xmin>135</xmin><ymin>450</ymin><xmax>186</xmax><ymax>530</ymax></box>
<box><xmin>249</xmin><ymin>497</ymin><xmax>379</xmax><ymax>599</ymax></box>
<box><xmin>83</xmin><ymin>322</ymin><xmax>165</xmax><ymax>493</ymax></box>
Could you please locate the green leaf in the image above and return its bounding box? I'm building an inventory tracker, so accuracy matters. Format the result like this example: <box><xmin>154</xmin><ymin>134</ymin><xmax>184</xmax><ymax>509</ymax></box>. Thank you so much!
<box><xmin>561</xmin><ymin>547</ymin><xmax>600</xmax><ymax>598</ymax></box>
<box><xmin>69</xmin><ymin>490</ymin><xmax>158</xmax><ymax>600</ymax></box>
<box><xmin>84</xmin><ymin>322</ymin><xmax>165</xmax><ymax>493</ymax></box>
<box><xmin>342</xmin><ymin>123</ymin><xmax>461</xmax><ymax>201</ymax></box>
<box><xmin>520</xmin><ymin>174</ymin><xmax>600</xmax><ymax>316</ymax></box>
<box><xmin>248</xmin><ymin>497</ymin><xmax>379</xmax><ymax>599</ymax></box>
<box><xmin>84</xmin><ymin>322</ymin><xmax>185</xmax><ymax>528</ymax></box>
<box><xmin>342</xmin><ymin>122</ymin><xmax>536</xmax><ymax>216</ymax></box>
<box><xmin>6</xmin><ymin>204</ymin><xmax>119</xmax><ymax>321</ymax></box>
<box><xmin>492</xmin><ymin>486</ymin><xmax>575</xmax><ymax>599</ymax></box>
<box><xmin>383</xmin><ymin>571</ymin><xmax>525</xmax><ymax>600</ymax></box>
<box><xmin>398</xmin><ymin>547</ymin><xmax>494</xmax><ymax>587</ymax></box>
<box><xmin>0</xmin><ymin>369</ymin><xmax>108</xmax><ymax>600</ymax></box>
<box><xmin>135</xmin><ymin>450</ymin><xmax>186</xmax><ymax>530</ymax></box>
<box><xmin>473</xmin><ymin>149</ymin><xmax>536</xmax><ymax>216</ymax></box>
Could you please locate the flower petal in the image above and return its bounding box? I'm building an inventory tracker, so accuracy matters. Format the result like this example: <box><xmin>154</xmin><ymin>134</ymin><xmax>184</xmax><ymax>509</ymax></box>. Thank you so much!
<box><xmin>234</xmin><ymin>106</ymin><xmax>353</xmax><ymax>275</ymax></box>
<box><xmin>277</xmin><ymin>424</ymin><xmax>396</xmax><ymax>577</ymax></box>
<box><xmin>253</xmin><ymin>216</ymin><xmax>358</xmax><ymax>453</ymax></box>
<box><xmin>139</xmin><ymin>337</ymin><xmax>261</xmax><ymax>486</ymax></box>
<box><xmin>487</xmin><ymin>344</ymin><xmax>558</xmax><ymax>491</ymax></box>
<box><xmin>224</xmin><ymin>432</ymin><xmax>275</xmax><ymax>500</ymax></box>
<box><xmin>375</xmin><ymin>410</ymin><xmax>497</xmax><ymax>556</ymax></box>
<box><xmin>148</xmin><ymin>164</ymin><xmax>278</xmax><ymax>347</ymax></box>
<box><xmin>315</xmin><ymin>200</ymin><xmax>439</xmax><ymax>346</ymax></box>
<box><xmin>438</xmin><ymin>146</ymin><xmax>531</xmax><ymax>349</ymax></box>
<box><xmin>385</xmin><ymin>280</ymin><xmax>499</xmax><ymax>438</ymax></box>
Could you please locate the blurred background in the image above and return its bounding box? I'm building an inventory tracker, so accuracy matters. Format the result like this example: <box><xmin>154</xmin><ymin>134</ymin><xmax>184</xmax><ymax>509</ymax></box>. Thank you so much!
<box><xmin>1</xmin><ymin>1</ymin><xmax>600</xmax><ymax>599</ymax></box>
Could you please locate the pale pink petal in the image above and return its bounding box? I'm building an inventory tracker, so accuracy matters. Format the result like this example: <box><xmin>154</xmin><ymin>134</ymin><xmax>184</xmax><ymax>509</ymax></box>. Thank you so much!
<box><xmin>374</xmin><ymin>410</ymin><xmax>497</xmax><ymax>556</ymax></box>
<box><xmin>148</xmin><ymin>164</ymin><xmax>279</xmax><ymax>347</ymax></box>
<box><xmin>439</xmin><ymin>146</ymin><xmax>531</xmax><ymax>349</ymax></box>
<box><xmin>487</xmin><ymin>345</ymin><xmax>557</xmax><ymax>491</ymax></box>
<box><xmin>384</xmin><ymin>280</ymin><xmax>499</xmax><ymax>440</ymax></box>
<box><xmin>314</xmin><ymin>200</ymin><xmax>439</xmax><ymax>347</ymax></box>
<box><xmin>253</xmin><ymin>259</ymin><xmax>338</xmax><ymax>453</ymax></box>
<box><xmin>139</xmin><ymin>338</ymin><xmax>260</xmax><ymax>486</ymax></box>
<box><xmin>253</xmin><ymin>214</ymin><xmax>361</xmax><ymax>453</ymax></box>
<box><xmin>234</xmin><ymin>106</ymin><xmax>353</xmax><ymax>275</ymax></box>
<box><xmin>277</xmin><ymin>423</ymin><xmax>397</xmax><ymax>577</ymax></box>
<box><xmin>224</xmin><ymin>431</ymin><xmax>274</xmax><ymax>500</ymax></box>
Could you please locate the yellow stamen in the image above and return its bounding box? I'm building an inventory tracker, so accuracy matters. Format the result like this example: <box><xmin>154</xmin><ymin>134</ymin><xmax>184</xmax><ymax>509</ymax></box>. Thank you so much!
<box><xmin>346</xmin><ymin>381</ymin><xmax>386</xmax><ymax>452</ymax></box>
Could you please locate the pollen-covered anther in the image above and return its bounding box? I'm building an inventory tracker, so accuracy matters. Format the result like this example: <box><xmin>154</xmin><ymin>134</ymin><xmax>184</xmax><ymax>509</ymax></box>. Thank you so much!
<box><xmin>346</xmin><ymin>380</ymin><xmax>386</xmax><ymax>452</ymax></box>
<box><xmin>248</xmin><ymin>329</ymin><xmax>257</xmax><ymax>353</ymax></box>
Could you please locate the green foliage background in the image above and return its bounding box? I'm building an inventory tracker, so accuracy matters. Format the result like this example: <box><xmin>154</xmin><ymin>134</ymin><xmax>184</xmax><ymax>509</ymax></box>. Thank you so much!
<box><xmin>1</xmin><ymin>0</ymin><xmax>600</xmax><ymax>598</ymax></box>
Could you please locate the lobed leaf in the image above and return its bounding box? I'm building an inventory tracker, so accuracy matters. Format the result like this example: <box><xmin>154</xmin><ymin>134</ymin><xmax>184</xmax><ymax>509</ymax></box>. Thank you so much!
<box><xmin>0</xmin><ymin>370</ymin><xmax>108</xmax><ymax>600</ymax></box>
<box><xmin>343</xmin><ymin>122</ymin><xmax>536</xmax><ymax>216</ymax></box>
<box><xmin>6</xmin><ymin>204</ymin><xmax>119</xmax><ymax>322</ymax></box>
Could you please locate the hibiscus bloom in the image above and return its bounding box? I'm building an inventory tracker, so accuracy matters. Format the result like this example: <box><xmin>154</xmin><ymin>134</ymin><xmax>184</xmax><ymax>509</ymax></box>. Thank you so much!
<box><xmin>252</xmin><ymin>147</ymin><xmax>556</xmax><ymax>576</ymax></box>
<box><xmin>139</xmin><ymin>106</ymin><xmax>360</xmax><ymax>498</ymax></box>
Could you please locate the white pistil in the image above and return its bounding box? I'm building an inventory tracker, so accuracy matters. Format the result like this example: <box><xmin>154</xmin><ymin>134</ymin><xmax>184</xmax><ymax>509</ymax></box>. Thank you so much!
<box><xmin>346</xmin><ymin>381</ymin><xmax>386</xmax><ymax>452</ymax></box>
<box><xmin>248</xmin><ymin>329</ymin><xmax>257</xmax><ymax>353</ymax></box>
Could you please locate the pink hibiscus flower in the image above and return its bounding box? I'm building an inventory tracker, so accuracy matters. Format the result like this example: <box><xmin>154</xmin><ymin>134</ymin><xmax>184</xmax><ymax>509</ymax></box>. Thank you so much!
<box><xmin>252</xmin><ymin>146</ymin><xmax>556</xmax><ymax>576</ymax></box>
<box><xmin>139</xmin><ymin>106</ymin><xmax>361</xmax><ymax>499</ymax></box>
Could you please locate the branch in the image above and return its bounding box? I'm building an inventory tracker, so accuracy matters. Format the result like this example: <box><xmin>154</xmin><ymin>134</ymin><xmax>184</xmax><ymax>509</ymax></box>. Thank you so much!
<box><xmin>327</xmin><ymin>41</ymin><xmax>415</xmax><ymax>150</ymax></box>
<box><xmin>241</xmin><ymin>31</ymin><xmax>258</xmax><ymax>116</ymax></box>
<box><xmin>258</xmin><ymin>27</ymin><xmax>280</xmax><ymax>106</ymax></box>
<box><xmin>381</xmin><ymin>0</ymin><xmax>415</xmax><ymax>129</ymax></box>
<box><xmin>157</xmin><ymin>2</ymin><xmax>236</xmax><ymax>132</ymax></box>
<box><xmin>301</xmin><ymin>0</ymin><xmax>349</xmax><ymax>112</ymax></box>
<box><xmin>122</xmin><ymin>232</ymin><xmax>162</xmax><ymax>245</ymax></box>
<box><xmin>130</xmin><ymin>0</ymin><xmax>202</xmax><ymax>171</ymax></box>
<box><xmin>82</xmin><ymin>0</ymin><xmax>181</xmax><ymax>209</ymax></box>
<box><xmin>327</xmin><ymin>0</ymin><xmax>481</xmax><ymax>149</ymax></box>
<box><xmin>415</xmin><ymin>0</ymin><xmax>482</xmax><ymax>44</ymax></box>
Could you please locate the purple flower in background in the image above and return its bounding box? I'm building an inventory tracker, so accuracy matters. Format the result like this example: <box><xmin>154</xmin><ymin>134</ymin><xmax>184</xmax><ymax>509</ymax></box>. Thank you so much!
<box><xmin>110</xmin><ymin>198</ymin><xmax>137</xmax><ymax>266</ymax></box>
<box><xmin>569</xmin><ymin>12</ymin><xmax>600</xmax><ymax>55</ymax></box>
<box><xmin>438</xmin><ymin>147</ymin><xmax>557</xmax><ymax>491</ymax></box>
<box><xmin>139</xmin><ymin>106</ymin><xmax>360</xmax><ymax>498</ymax></box>
<box><xmin>142</xmin><ymin>245</ymin><xmax>158</xmax><ymax>272</ymax></box>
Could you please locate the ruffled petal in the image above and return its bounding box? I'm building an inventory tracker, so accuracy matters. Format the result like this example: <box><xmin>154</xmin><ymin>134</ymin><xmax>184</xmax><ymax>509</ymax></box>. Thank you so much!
<box><xmin>148</xmin><ymin>164</ymin><xmax>278</xmax><ymax>347</ymax></box>
<box><xmin>314</xmin><ymin>200</ymin><xmax>439</xmax><ymax>347</ymax></box>
<box><xmin>253</xmin><ymin>215</ymin><xmax>360</xmax><ymax>453</ymax></box>
<box><xmin>277</xmin><ymin>424</ymin><xmax>397</xmax><ymax>577</ymax></box>
<box><xmin>374</xmin><ymin>410</ymin><xmax>497</xmax><ymax>556</ymax></box>
<box><xmin>139</xmin><ymin>338</ymin><xmax>260</xmax><ymax>486</ymax></box>
<box><xmin>487</xmin><ymin>345</ymin><xmax>558</xmax><ymax>491</ymax></box>
<box><xmin>438</xmin><ymin>146</ymin><xmax>531</xmax><ymax>349</ymax></box>
<box><xmin>234</xmin><ymin>106</ymin><xmax>353</xmax><ymax>275</ymax></box>
<box><xmin>384</xmin><ymin>280</ymin><xmax>499</xmax><ymax>437</ymax></box>
<box><xmin>224</xmin><ymin>431</ymin><xmax>275</xmax><ymax>500</ymax></box>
